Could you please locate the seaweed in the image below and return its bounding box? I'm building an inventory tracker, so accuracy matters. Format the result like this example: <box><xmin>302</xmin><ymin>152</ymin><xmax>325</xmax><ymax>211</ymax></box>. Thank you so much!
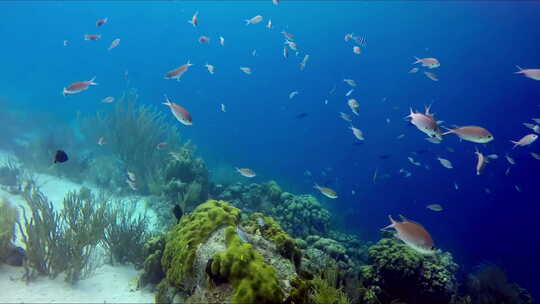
<box><xmin>0</xmin><ymin>198</ymin><xmax>18</xmax><ymax>263</ymax></box>
<box><xmin>309</xmin><ymin>266</ymin><xmax>351</xmax><ymax>304</ymax></box>
<box><xmin>103</xmin><ymin>199</ymin><xmax>151</xmax><ymax>268</ymax></box>
<box><xmin>79</xmin><ymin>88</ymin><xmax>182</xmax><ymax>194</ymax></box>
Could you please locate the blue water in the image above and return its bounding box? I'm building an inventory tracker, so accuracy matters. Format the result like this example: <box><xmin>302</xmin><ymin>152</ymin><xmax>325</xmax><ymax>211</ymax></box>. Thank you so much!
<box><xmin>2</xmin><ymin>0</ymin><xmax>540</xmax><ymax>297</ymax></box>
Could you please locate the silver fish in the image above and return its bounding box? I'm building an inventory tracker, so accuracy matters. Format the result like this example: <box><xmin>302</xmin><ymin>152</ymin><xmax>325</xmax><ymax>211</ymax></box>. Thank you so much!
<box><xmin>236</xmin><ymin>226</ymin><xmax>250</xmax><ymax>242</ymax></box>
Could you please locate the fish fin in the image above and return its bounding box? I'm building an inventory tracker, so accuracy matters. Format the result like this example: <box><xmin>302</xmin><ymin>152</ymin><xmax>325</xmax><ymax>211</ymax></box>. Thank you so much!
<box><xmin>62</xmin><ymin>88</ymin><xmax>67</xmax><ymax>97</ymax></box>
<box><xmin>382</xmin><ymin>215</ymin><xmax>396</xmax><ymax>230</ymax></box>
<box><xmin>424</xmin><ymin>104</ymin><xmax>432</xmax><ymax>115</ymax></box>
<box><xmin>510</xmin><ymin>140</ymin><xmax>519</xmax><ymax>149</ymax></box>
<box><xmin>412</xmin><ymin>56</ymin><xmax>421</xmax><ymax>64</ymax></box>
<box><xmin>398</xmin><ymin>214</ymin><xmax>408</xmax><ymax>221</ymax></box>
<box><xmin>245</xmin><ymin>19</ymin><xmax>251</xmax><ymax>25</ymax></box>
<box><xmin>515</xmin><ymin>65</ymin><xmax>523</xmax><ymax>73</ymax></box>
<box><xmin>89</xmin><ymin>76</ymin><xmax>98</xmax><ymax>85</ymax></box>
<box><xmin>403</xmin><ymin>107</ymin><xmax>414</xmax><ymax>120</ymax></box>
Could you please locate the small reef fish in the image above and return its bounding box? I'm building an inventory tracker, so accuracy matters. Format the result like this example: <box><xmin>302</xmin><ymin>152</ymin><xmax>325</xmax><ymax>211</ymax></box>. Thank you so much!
<box><xmin>515</xmin><ymin>185</ymin><xmax>522</xmax><ymax>193</ymax></box>
<box><xmin>281</xmin><ymin>31</ymin><xmax>294</xmax><ymax>41</ymax></box>
<box><xmin>101</xmin><ymin>96</ymin><xmax>114</xmax><ymax>103</ymax></box>
<box><xmin>505</xmin><ymin>166</ymin><xmax>512</xmax><ymax>176</ymax></box>
<box><xmin>437</xmin><ymin>157</ymin><xmax>453</xmax><ymax>169</ymax></box>
<box><xmin>63</xmin><ymin>77</ymin><xmax>97</xmax><ymax>96</ymax></box>
<box><xmin>156</xmin><ymin>142</ymin><xmax>168</xmax><ymax>150</ymax></box>
<box><xmin>245</xmin><ymin>15</ymin><xmax>263</xmax><ymax>25</ymax></box>
<box><xmin>126</xmin><ymin>179</ymin><xmax>137</xmax><ymax>191</ymax></box>
<box><xmin>164</xmin><ymin>61</ymin><xmax>193</xmax><ymax>81</ymax></box>
<box><xmin>475</xmin><ymin>148</ymin><xmax>489</xmax><ymax>175</ymax></box>
<box><xmin>84</xmin><ymin>34</ymin><xmax>101</xmax><ymax>41</ymax></box>
<box><xmin>108</xmin><ymin>38</ymin><xmax>120</xmax><ymax>51</ymax></box>
<box><xmin>531</xmin><ymin>152</ymin><xmax>540</xmax><ymax>160</ymax></box>
<box><xmin>487</xmin><ymin>154</ymin><xmax>498</xmax><ymax>160</ymax></box>
<box><xmin>54</xmin><ymin>150</ymin><xmax>68</xmax><ymax>163</ymax></box>
<box><xmin>523</xmin><ymin>122</ymin><xmax>540</xmax><ymax>133</ymax></box>
<box><xmin>510</xmin><ymin>134</ymin><xmax>538</xmax><ymax>149</ymax></box>
<box><xmin>220</xmin><ymin>104</ymin><xmax>226</xmax><ymax>112</ymax></box>
<box><xmin>454</xmin><ymin>182</ymin><xmax>459</xmax><ymax>190</ymax></box>
<box><xmin>314</xmin><ymin>184</ymin><xmax>338</xmax><ymax>199</ymax></box>
<box><xmin>127</xmin><ymin>171</ymin><xmax>136</xmax><ymax>182</ymax></box>
<box><xmin>515</xmin><ymin>66</ymin><xmax>540</xmax><ymax>81</ymax></box>
<box><xmin>406</xmin><ymin>105</ymin><xmax>442</xmax><ymax>140</ymax></box>
<box><xmin>266</xmin><ymin>19</ymin><xmax>272</xmax><ymax>29</ymax></box>
<box><xmin>345</xmin><ymin>89</ymin><xmax>354</xmax><ymax>97</ymax></box>
<box><xmin>289</xmin><ymin>91</ymin><xmax>298</xmax><ymax>99</ymax></box>
<box><xmin>407</xmin><ymin>157</ymin><xmax>421</xmax><ymax>166</ymax></box>
<box><xmin>272</xmin><ymin>0</ymin><xmax>280</xmax><ymax>5</ymax></box>
<box><xmin>198</xmin><ymin>36</ymin><xmax>210</xmax><ymax>43</ymax></box>
<box><xmin>240</xmin><ymin>67</ymin><xmax>252</xmax><ymax>75</ymax></box>
<box><xmin>397</xmin><ymin>134</ymin><xmax>405</xmax><ymax>140</ymax></box>
<box><xmin>63</xmin><ymin>40</ymin><xmax>69</xmax><ymax>46</ymax></box>
<box><xmin>413</xmin><ymin>57</ymin><xmax>440</xmax><ymax>69</ymax></box>
<box><xmin>188</xmin><ymin>11</ymin><xmax>198</xmax><ymax>27</ymax></box>
<box><xmin>285</xmin><ymin>40</ymin><xmax>297</xmax><ymax>51</ymax></box>
<box><xmin>384</xmin><ymin>215</ymin><xmax>435</xmax><ymax>255</ymax></box>
<box><xmin>348</xmin><ymin>99</ymin><xmax>360</xmax><ymax>115</ymax></box>
<box><xmin>96</xmin><ymin>17</ymin><xmax>108</xmax><ymax>27</ymax></box>
<box><xmin>409</xmin><ymin>67</ymin><xmax>419</xmax><ymax>73</ymax></box>
<box><xmin>424</xmin><ymin>71</ymin><xmax>439</xmax><ymax>81</ymax></box>
<box><xmin>300</xmin><ymin>54</ymin><xmax>309</xmax><ymax>71</ymax></box>
<box><xmin>236</xmin><ymin>167</ymin><xmax>256</xmax><ymax>178</ymax></box>
<box><xmin>344</xmin><ymin>33</ymin><xmax>353</xmax><ymax>42</ymax></box>
<box><xmin>344</xmin><ymin>79</ymin><xmax>357</xmax><ymax>87</ymax></box>
<box><xmin>353</xmin><ymin>46</ymin><xmax>361</xmax><ymax>54</ymax></box>
<box><xmin>163</xmin><ymin>95</ymin><xmax>192</xmax><ymax>126</ymax></box>
<box><xmin>98</xmin><ymin>137</ymin><xmax>106</xmax><ymax>146</ymax></box>
<box><xmin>283</xmin><ymin>46</ymin><xmax>289</xmax><ymax>58</ymax></box>
<box><xmin>349</xmin><ymin>125</ymin><xmax>364</xmax><ymax>141</ymax></box>
<box><xmin>339</xmin><ymin>112</ymin><xmax>352</xmax><ymax>122</ymax></box>
<box><xmin>204</xmin><ymin>63</ymin><xmax>215</xmax><ymax>75</ymax></box>
<box><xmin>219</xmin><ymin>36</ymin><xmax>225</xmax><ymax>46</ymax></box>
<box><xmin>505</xmin><ymin>154</ymin><xmax>515</xmax><ymax>165</ymax></box>
<box><xmin>426</xmin><ymin>204</ymin><xmax>443</xmax><ymax>212</ymax></box>
<box><xmin>442</xmin><ymin>126</ymin><xmax>493</xmax><ymax>144</ymax></box>
<box><xmin>373</xmin><ymin>168</ymin><xmax>378</xmax><ymax>184</ymax></box>
<box><xmin>399</xmin><ymin>168</ymin><xmax>412</xmax><ymax>177</ymax></box>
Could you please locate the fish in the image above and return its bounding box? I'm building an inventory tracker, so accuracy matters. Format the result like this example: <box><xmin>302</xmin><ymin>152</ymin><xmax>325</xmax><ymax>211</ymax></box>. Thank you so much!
<box><xmin>240</xmin><ymin>67</ymin><xmax>252</xmax><ymax>75</ymax></box>
<box><xmin>487</xmin><ymin>154</ymin><xmax>498</xmax><ymax>160</ymax></box>
<box><xmin>383</xmin><ymin>215</ymin><xmax>435</xmax><ymax>255</ymax></box>
<box><xmin>98</xmin><ymin>137</ymin><xmax>106</xmax><ymax>146</ymax></box>
<box><xmin>454</xmin><ymin>182</ymin><xmax>459</xmax><ymax>190</ymax></box>
<box><xmin>108</xmin><ymin>38</ymin><xmax>120</xmax><ymax>51</ymax></box>
<box><xmin>266</xmin><ymin>19</ymin><xmax>272</xmax><ymax>29</ymax></box>
<box><xmin>198</xmin><ymin>36</ymin><xmax>210</xmax><ymax>43</ymax></box>
<box><xmin>314</xmin><ymin>184</ymin><xmax>338</xmax><ymax>199</ymax></box>
<box><xmin>533</xmin><ymin>118</ymin><xmax>540</xmax><ymax>124</ymax></box>
<box><xmin>127</xmin><ymin>171</ymin><xmax>136</xmax><ymax>182</ymax></box>
<box><xmin>406</xmin><ymin>105</ymin><xmax>442</xmax><ymax>140</ymax></box>
<box><xmin>373</xmin><ymin>168</ymin><xmax>378</xmax><ymax>184</ymax></box>
<box><xmin>348</xmin><ymin>99</ymin><xmax>360</xmax><ymax>115</ymax></box>
<box><xmin>219</xmin><ymin>36</ymin><xmax>225</xmax><ymax>46</ymax></box>
<box><xmin>164</xmin><ymin>61</ymin><xmax>193</xmax><ymax>81</ymax></box>
<box><xmin>285</xmin><ymin>40</ymin><xmax>297</xmax><ymax>51</ymax></box>
<box><xmin>339</xmin><ymin>112</ymin><xmax>352</xmax><ymax>122</ymax></box>
<box><xmin>84</xmin><ymin>34</ymin><xmax>101</xmax><ymax>41</ymax></box>
<box><xmin>220</xmin><ymin>104</ymin><xmax>226</xmax><ymax>113</ymax></box>
<box><xmin>413</xmin><ymin>57</ymin><xmax>440</xmax><ymax>69</ymax></box>
<box><xmin>163</xmin><ymin>95</ymin><xmax>192</xmax><ymax>126</ymax></box>
<box><xmin>515</xmin><ymin>66</ymin><xmax>540</xmax><ymax>81</ymax></box>
<box><xmin>510</xmin><ymin>134</ymin><xmax>538</xmax><ymax>149</ymax></box>
<box><xmin>96</xmin><ymin>18</ymin><xmax>108</xmax><ymax>27</ymax></box>
<box><xmin>475</xmin><ymin>147</ymin><xmax>489</xmax><ymax>175</ymax></box>
<box><xmin>204</xmin><ymin>63</ymin><xmax>215</xmax><ymax>75</ymax></box>
<box><xmin>188</xmin><ymin>11</ymin><xmax>198</xmax><ymax>27</ymax></box>
<box><xmin>515</xmin><ymin>185</ymin><xmax>522</xmax><ymax>193</ymax></box>
<box><xmin>407</xmin><ymin>157</ymin><xmax>421</xmax><ymax>166</ymax></box>
<box><xmin>63</xmin><ymin>40</ymin><xmax>69</xmax><ymax>46</ymax></box>
<box><xmin>505</xmin><ymin>154</ymin><xmax>515</xmax><ymax>165</ymax></box>
<box><xmin>426</xmin><ymin>204</ymin><xmax>443</xmax><ymax>212</ymax></box>
<box><xmin>101</xmin><ymin>96</ymin><xmax>114</xmax><ymax>103</ymax></box>
<box><xmin>283</xmin><ymin>46</ymin><xmax>289</xmax><ymax>58</ymax></box>
<box><xmin>172</xmin><ymin>204</ymin><xmax>183</xmax><ymax>223</ymax></box>
<box><xmin>156</xmin><ymin>142</ymin><xmax>168</xmax><ymax>150</ymax></box>
<box><xmin>349</xmin><ymin>125</ymin><xmax>364</xmax><ymax>140</ymax></box>
<box><xmin>272</xmin><ymin>0</ymin><xmax>280</xmax><ymax>5</ymax></box>
<box><xmin>505</xmin><ymin>166</ymin><xmax>512</xmax><ymax>176</ymax></box>
<box><xmin>281</xmin><ymin>31</ymin><xmax>294</xmax><ymax>41</ymax></box>
<box><xmin>409</xmin><ymin>67</ymin><xmax>419</xmax><ymax>73</ymax></box>
<box><xmin>289</xmin><ymin>91</ymin><xmax>299</xmax><ymax>99</ymax></box>
<box><xmin>344</xmin><ymin>33</ymin><xmax>353</xmax><ymax>42</ymax></box>
<box><xmin>437</xmin><ymin>157</ymin><xmax>453</xmax><ymax>169</ymax></box>
<box><xmin>442</xmin><ymin>126</ymin><xmax>494</xmax><ymax>144</ymax></box>
<box><xmin>63</xmin><ymin>77</ymin><xmax>98</xmax><ymax>96</ymax></box>
<box><xmin>523</xmin><ymin>123</ymin><xmax>540</xmax><ymax>134</ymax></box>
<box><xmin>245</xmin><ymin>15</ymin><xmax>263</xmax><ymax>25</ymax></box>
<box><xmin>126</xmin><ymin>179</ymin><xmax>137</xmax><ymax>191</ymax></box>
<box><xmin>352</xmin><ymin>46</ymin><xmax>361</xmax><ymax>54</ymax></box>
<box><xmin>236</xmin><ymin>226</ymin><xmax>250</xmax><ymax>242</ymax></box>
<box><xmin>54</xmin><ymin>150</ymin><xmax>68</xmax><ymax>163</ymax></box>
<box><xmin>344</xmin><ymin>79</ymin><xmax>357</xmax><ymax>87</ymax></box>
<box><xmin>424</xmin><ymin>71</ymin><xmax>439</xmax><ymax>81</ymax></box>
<box><xmin>256</xmin><ymin>217</ymin><xmax>266</xmax><ymax>227</ymax></box>
<box><xmin>345</xmin><ymin>89</ymin><xmax>354</xmax><ymax>97</ymax></box>
<box><xmin>396</xmin><ymin>134</ymin><xmax>405</xmax><ymax>140</ymax></box>
<box><xmin>531</xmin><ymin>152</ymin><xmax>540</xmax><ymax>160</ymax></box>
<box><xmin>352</xmin><ymin>36</ymin><xmax>367</xmax><ymax>46</ymax></box>
<box><xmin>236</xmin><ymin>167</ymin><xmax>256</xmax><ymax>178</ymax></box>
<box><xmin>300</xmin><ymin>54</ymin><xmax>309</xmax><ymax>71</ymax></box>
<box><xmin>295</xmin><ymin>113</ymin><xmax>308</xmax><ymax>119</ymax></box>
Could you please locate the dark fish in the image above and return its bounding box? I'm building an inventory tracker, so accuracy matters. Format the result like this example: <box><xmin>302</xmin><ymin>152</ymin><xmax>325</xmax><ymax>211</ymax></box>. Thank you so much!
<box><xmin>172</xmin><ymin>204</ymin><xmax>183</xmax><ymax>223</ymax></box>
<box><xmin>379</xmin><ymin>154</ymin><xmax>390</xmax><ymax>159</ymax></box>
<box><xmin>54</xmin><ymin>150</ymin><xmax>68</xmax><ymax>163</ymax></box>
<box><xmin>295</xmin><ymin>112</ymin><xmax>308</xmax><ymax>119</ymax></box>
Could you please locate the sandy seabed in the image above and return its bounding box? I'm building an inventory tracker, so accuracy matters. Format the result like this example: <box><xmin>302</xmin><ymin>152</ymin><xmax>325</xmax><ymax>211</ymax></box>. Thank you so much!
<box><xmin>0</xmin><ymin>151</ymin><xmax>156</xmax><ymax>303</ymax></box>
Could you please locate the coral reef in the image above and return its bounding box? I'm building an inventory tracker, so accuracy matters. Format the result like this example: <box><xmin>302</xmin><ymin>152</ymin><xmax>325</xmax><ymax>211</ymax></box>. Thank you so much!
<box><xmin>359</xmin><ymin>236</ymin><xmax>460</xmax><ymax>304</ymax></box>
<box><xmin>0</xmin><ymin>157</ymin><xmax>22</xmax><ymax>194</ymax></box>
<box><xmin>138</xmin><ymin>234</ymin><xmax>166</xmax><ymax>289</ymax></box>
<box><xmin>466</xmin><ymin>264</ymin><xmax>534</xmax><ymax>304</ymax></box>
<box><xmin>0</xmin><ymin>198</ymin><xmax>18</xmax><ymax>264</ymax></box>
<box><xmin>309</xmin><ymin>267</ymin><xmax>351</xmax><ymax>304</ymax></box>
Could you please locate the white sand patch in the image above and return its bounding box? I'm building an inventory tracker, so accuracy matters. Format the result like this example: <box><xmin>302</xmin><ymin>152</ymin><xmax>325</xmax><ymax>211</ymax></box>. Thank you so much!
<box><xmin>0</xmin><ymin>264</ymin><xmax>154</xmax><ymax>303</ymax></box>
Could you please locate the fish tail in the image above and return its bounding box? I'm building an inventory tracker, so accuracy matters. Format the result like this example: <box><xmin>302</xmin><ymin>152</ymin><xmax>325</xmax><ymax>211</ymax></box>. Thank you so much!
<box><xmin>515</xmin><ymin>65</ymin><xmax>523</xmax><ymax>73</ymax></box>
<box><xmin>382</xmin><ymin>215</ymin><xmax>396</xmax><ymax>230</ymax></box>
<box><xmin>245</xmin><ymin>19</ymin><xmax>251</xmax><ymax>25</ymax></box>
<box><xmin>510</xmin><ymin>140</ymin><xmax>519</xmax><ymax>149</ymax></box>
<box><xmin>440</xmin><ymin>126</ymin><xmax>454</xmax><ymax>136</ymax></box>
<box><xmin>412</xmin><ymin>56</ymin><xmax>421</xmax><ymax>64</ymax></box>
<box><xmin>89</xmin><ymin>76</ymin><xmax>98</xmax><ymax>85</ymax></box>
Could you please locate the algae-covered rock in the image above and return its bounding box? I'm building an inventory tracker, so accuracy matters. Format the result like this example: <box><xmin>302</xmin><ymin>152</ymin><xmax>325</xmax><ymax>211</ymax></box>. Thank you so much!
<box><xmin>138</xmin><ymin>234</ymin><xmax>166</xmax><ymax>289</ymax></box>
<box><xmin>359</xmin><ymin>237</ymin><xmax>459</xmax><ymax>303</ymax></box>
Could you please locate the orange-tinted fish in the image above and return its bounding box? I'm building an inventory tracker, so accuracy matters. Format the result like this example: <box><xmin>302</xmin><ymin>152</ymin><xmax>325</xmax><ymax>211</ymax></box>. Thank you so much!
<box><xmin>281</xmin><ymin>31</ymin><xmax>294</xmax><ymax>41</ymax></box>
<box><xmin>236</xmin><ymin>167</ymin><xmax>256</xmax><ymax>178</ymax></box>
<box><xmin>188</xmin><ymin>11</ymin><xmax>198</xmax><ymax>27</ymax></box>
<box><xmin>413</xmin><ymin>57</ymin><xmax>440</xmax><ymax>69</ymax></box>
<box><xmin>108</xmin><ymin>38</ymin><xmax>120</xmax><ymax>51</ymax></box>
<box><xmin>245</xmin><ymin>15</ymin><xmax>263</xmax><ymax>25</ymax></box>
<box><xmin>515</xmin><ymin>66</ymin><xmax>540</xmax><ymax>81</ymax></box>
<box><xmin>442</xmin><ymin>126</ymin><xmax>493</xmax><ymax>144</ymax></box>
<box><xmin>240</xmin><ymin>67</ymin><xmax>252</xmax><ymax>74</ymax></box>
<box><xmin>164</xmin><ymin>61</ymin><xmax>193</xmax><ymax>81</ymax></box>
<box><xmin>353</xmin><ymin>46</ymin><xmax>361</xmax><ymax>54</ymax></box>
<box><xmin>84</xmin><ymin>34</ymin><xmax>101</xmax><ymax>41</ymax></box>
<box><xmin>96</xmin><ymin>17</ymin><xmax>108</xmax><ymax>27</ymax></box>
<box><xmin>163</xmin><ymin>95</ymin><xmax>192</xmax><ymax>126</ymax></box>
<box><xmin>424</xmin><ymin>71</ymin><xmax>438</xmax><ymax>81</ymax></box>
<box><xmin>101</xmin><ymin>96</ymin><xmax>114</xmax><ymax>103</ymax></box>
<box><xmin>384</xmin><ymin>215</ymin><xmax>435</xmax><ymax>255</ymax></box>
<box><xmin>63</xmin><ymin>77</ymin><xmax>98</xmax><ymax>96</ymax></box>
<box><xmin>406</xmin><ymin>105</ymin><xmax>442</xmax><ymax>140</ymax></box>
<box><xmin>205</xmin><ymin>63</ymin><xmax>215</xmax><ymax>74</ymax></box>
<box><xmin>511</xmin><ymin>134</ymin><xmax>538</xmax><ymax>149</ymax></box>
<box><xmin>344</xmin><ymin>33</ymin><xmax>353</xmax><ymax>42</ymax></box>
<box><xmin>348</xmin><ymin>99</ymin><xmax>360</xmax><ymax>115</ymax></box>
<box><xmin>198</xmin><ymin>36</ymin><xmax>210</xmax><ymax>43</ymax></box>
<box><xmin>314</xmin><ymin>184</ymin><xmax>338</xmax><ymax>199</ymax></box>
<box><xmin>475</xmin><ymin>147</ymin><xmax>488</xmax><ymax>175</ymax></box>
<box><xmin>349</xmin><ymin>125</ymin><xmax>364</xmax><ymax>140</ymax></box>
